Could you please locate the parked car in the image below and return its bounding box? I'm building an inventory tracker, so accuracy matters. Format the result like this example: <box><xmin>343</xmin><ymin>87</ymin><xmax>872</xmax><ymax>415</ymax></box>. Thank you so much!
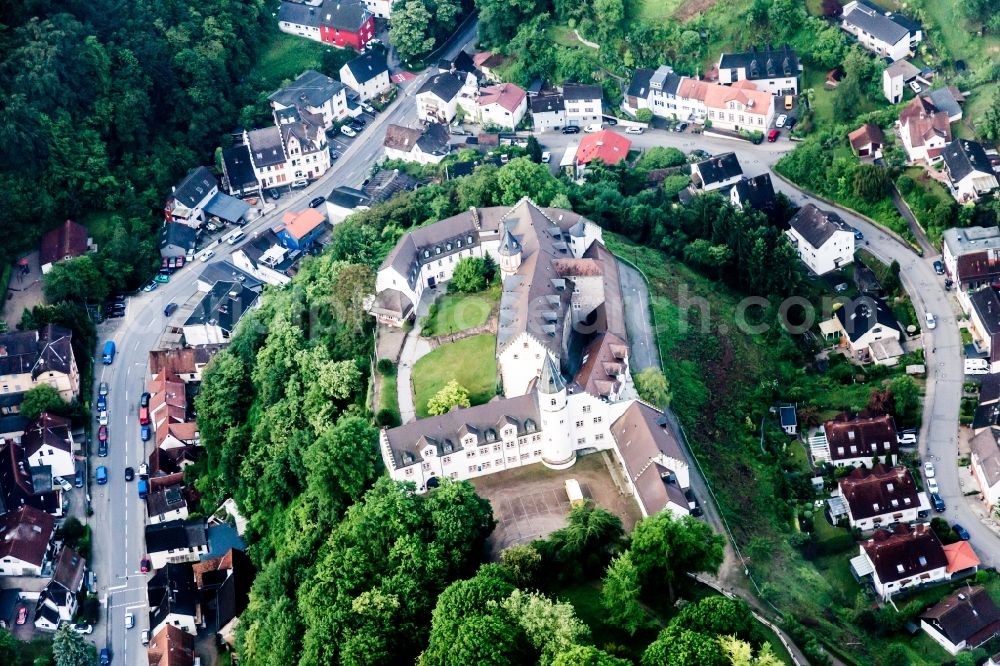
<box><xmin>604</xmin><ymin>117</ymin><xmax>618</xmax><ymax>126</ymax></box>
<box><xmin>541</xmin><ymin>152</ymin><xmax>551</xmax><ymax>164</ymax></box>
<box><xmin>99</xmin><ymin>382</ymin><xmax>109</xmax><ymax>396</ymax></box>
<box><xmin>163</xmin><ymin>303</ymin><xmax>178</xmax><ymax>317</ymax></box>
<box><xmin>898</xmin><ymin>432</ymin><xmax>917</xmax><ymax>445</ymax></box>
<box><xmin>161</xmin><ymin>257</ymin><xmax>169</xmax><ymax>270</ymax></box>
<box><xmin>55</xmin><ymin>476</ymin><xmax>73</xmax><ymax>492</ymax></box>
<box><xmin>138</xmin><ymin>478</ymin><xmax>149</xmax><ymax>499</ymax></box>
<box><xmin>785</xmin><ymin>116</ymin><xmax>797</xmax><ymax>129</ymax></box>
<box><xmin>226</xmin><ymin>231</ymin><xmax>245</xmax><ymax>246</ymax></box>
<box><xmin>775</xmin><ymin>114</ymin><xmax>787</xmax><ymax>128</ymax></box>
<box><xmin>933</xmin><ymin>259</ymin><xmax>945</xmax><ymax>274</ymax></box>
<box><xmin>909</xmin><ymin>80</ymin><xmax>922</xmax><ymax>93</ymax></box>
<box><xmin>361</xmin><ymin>103</ymin><xmax>375</xmax><ymax>114</ymax></box>
<box><xmin>561</xmin><ymin>126</ymin><xmax>580</xmax><ymax>134</ymax></box>
<box><xmin>72</xmin><ymin>624</ymin><xmax>93</xmax><ymax>635</ymax></box>
<box><xmin>140</xmin><ymin>424</ymin><xmax>151</xmax><ymax>442</ymax></box>
<box><xmin>141</xmin><ymin>630</ymin><xmax>150</xmax><ymax>646</ymax></box>
<box><xmin>674</xmin><ymin>122</ymin><xmax>688</xmax><ymax>132</ymax></box>
<box><xmin>199</xmin><ymin>249</ymin><xmax>215</xmax><ymax>262</ymax></box>
<box><xmin>124</xmin><ymin>467</ymin><xmax>134</xmax><ymax>482</ymax></box>
<box><xmin>75</xmin><ymin>468</ymin><xmax>84</xmax><ymax>488</ymax></box>
<box><xmin>140</xmin><ymin>557</ymin><xmax>151</xmax><ymax>573</ymax></box>
<box><xmin>153</xmin><ymin>272</ymin><xmax>170</xmax><ymax>284</ymax></box>
<box><xmin>97</xmin><ymin>394</ymin><xmax>107</xmax><ymax>411</ymax></box>
<box><xmin>103</xmin><ymin>308</ymin><xmax>125</xmax><ymax>319</ymax></box>
<box><xmin>267</xmin><ymin>188</ymin><xmax>282</xmax><ymax>200</ymax></box>
<box><xmin>99</xmin><ymin>648</ymin><xmax>110</xmax><ymax>665</ymax></box>
<box><xmin>125</xmin><ymin>613</ymin><xmax>134</xmax><ymax>630</ymax></box>
<box><xmin>625</xmin><ymin>126</ymin><xmax>644</xmax><ymax>135</ymax></box>
<box><xmin>16</xmin><ymin>606</ymin><xmax>27</xmax><ymax>625</ymax></box>
<box><xmin>583</xmin><ymin>124</ymin><xmax>602</xmax><ymax>133</ymax></box>
<box><xmin>927</xmin><ymin>478</ymin><xmax>940</xmax><ymax>494</ymax></box>
<box><xmin>139</xmin><ymin>463</ymin><xmax>148</xmax><ymax>477</ymax></box>
<box><xmin>98</xmin><ymin>425</ymin><xmax>108</xmax><ymax>442</ymax></box>
<box><xmin>350</xmin><ymin>117</ymin><xmax>366</xmax><ymax>127</ymax></box>
<box><xmin>291</xmin><ymin>178</ymin><xmax>308</xmax><ymax>189</ymax></box>
<box><xmin>96</xmin><ymin>466</ymin><xmax>108</xmax><ymax>485</ymax></box>
<box><xmin>142</xmin><ymin>281</ymin><xmax>158</xmax><ymax>292</ymax></box>
<box><xmin>330</xmin><ymin>150</ymin><xmax>341</xmax><ymax>160</ymax></box>
<box><xmin>854</xmin><ymin>229</ymin><xmax>864</xmax><ymax>240</ymax></box>
<box><xmin>98</xmin><ymin>411</ymin><xmax>109</xmax><ymax>426</ymax></box>
<box><xmin>767</xmin><ymin>129</ymin><xmax>779</xmax><ymax>142</ymax></box>
<box><xmin>924</xmin><ymin>461</ymin><xmax>935</xmax><ymax>478</ymax></box>
<box><xmin>931</xmin><ymin>492</ymin><xmax>946</xmax><ymax>512</ymax></box>
<box><xmin>309</xmin><ymin>196</ymin><xmax>326</xmax><ymax>208</ymax></box>
<box><xmin>98</xmin><ymin>440</ymin><xmax>108</xmax><ymax>457</ymax></box>
<box><xmin>953</xmin><ymin>523</ymin><xmax>970</xmax><ymax>540</ymax></box>
<box><xmin>340</xmin><ymin>125</ymin><xmax>357</xmax><ymax>137</ymax></box>
<box><xmin>925</xmin><ymin>312</ymin><xmax>937</xmax><ymax>329</ymax></box>
<box><xmin>138</xmin><ymin>406</ymin><xmax>150</xmax><ymax>426</ymax></box>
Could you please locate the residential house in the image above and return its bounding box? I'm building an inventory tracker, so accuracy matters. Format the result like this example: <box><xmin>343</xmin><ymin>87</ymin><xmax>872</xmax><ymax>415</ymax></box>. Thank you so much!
<box><xmin>899</xmin><ymin>96</ymin><xmax>952</xmax><ymax>164</ymax></box>
<box><xmin>147</xmin><ymin>482</ymin><xmax>190</xmax><ymax>525</ymax></box>
<box><xmin>22</xmin><ymin>413</ymin><xmax>75</xmax><ymax>480</ymax></box>
<box><xmin>159</xmin><ymin>223</ymin><xmax>197</xmax><ymax>260</ymax></box>
<box><xmin>971</xmin><ymin>426</ymin><xmax>1000</xmax><ymax>513</ymax></box>
<box><xmin>717</xmin><ymin>44</ymin><xmax>801</xmax><ymax>95</ymax></box>
<box><xmin>277</xmin><ymin>0</ymin><xmax>374</xmax><ymax>51</ymax></box>
<box><xmin>574</xmin><ymin>130</ymin><xmax>632</xmax><ymax>174</ymax></box>
<box><xmin>0</xmin><ymin>505</ymin><xmax>54</xmax><ymax>576</ymax></box>
<box><xmin>383</xmin><ymin>123</ymin><xmax>451</xmax><ymax>165</ymax></box>
<box><xmin>149</xmin><ymin>446</ymin><xmax>200</xmax><ymax>479</ymax></box>
<box><xmin>883</xmin><ymin>59</ymin><xmax>920</xmax><ymax>104</ymax></box>
<box><xmin>231</xmin><ymin>230</ymin><xmax>302</xmax><ymax>287</ymax></box>
<box><xmin>220</xmin><ymin>144</ymin><xmax>260</xmax><ymax>198</ymax></box>
<box><xmin>942</xmin><ymin>139</ymin><xmax>999</xmax><ymax>204</ymax></box>
<box><xmin>325</xmin><ymin>186</ymin><xmax>372</xmax><ymax>223</ymax></box>
<box><xmin>921</xmin><ymin>587</ymin><xmax>1000</xmax><ymax>655</ymax></box>
<box><xmin>563</xmin><ymin>83</ymin><xmax>603</xmax><ymax>127</ymax></box>
<box><xmin>0</xmin><ymin>439</ymin><xmax>63</xmax><ymax>517</ymax></box>
<box><xmin>471</xmin><ymin>83</ymin><xmax>528</xmax><ymax>129</ymax></box>
<box><xmin>779</xmin><ymin>405</ymin><xmax>797</xmax><ymax>435</ymax></box>
<box><xmin>339</xmin><ymin>48</ymin><xmax>390</xmax><ymax>101</ymax></box>
<box><xmin>147</xmin><ymin>624</ymin><xmax>195</xmax><ymax>666</ymax></box>
<box><xmin>729</xmin><ymin>174</ymin><xmax>776</xmax><ymax>213</ymax></box>
<box><xmin>148</xmin><ymin>563</ymin><xmax>201</xmax><ymax>636</ymax></box>
<box><xmin>274</xmin><ymin>207</ymin><xmax>327</xmax><ymax>251</ymax></box>
<box><xmin>164</xmin><ymin>167</ymin><xmax>217</xmax><ymax>228</ymax></box>
<box><xmin>362</xmin><ymin>0</ymin><xmax>391</xmax><ymax>18</ymax></box>
<box><xmin>691</xmin><ymin>152</ymin><xmax>743</xmax><ymax>192</ymax></box>
<box><xmin>416</xmin><ymin>71</ymin><xmax>475</xmax><ymax>124</ymax></box>
<box><xmin>438</xmin><ymin>51</ymin><xmax>481</xmax><ymax>80</ymax></box>
<box><xmin>148</xmin><ymin>374</ymin><xmax>187</xmax><ymax>432</ymax></box>
<box><xmin>623</xmin><ymin>69</ymin><xmax>654</xmax><ymax>116</ymax></box>
<box><xmin>156</xmin><ymin>422</ymin><xmax>200</xmax><ymax>452</ymax></box>
<box><xmin>530</xmin><ymin>95</ymin><xmax>566</xmax><ymax>132</ymax></box>
<box><xmin>244</xmin><ymin>120</ymin><xmax>331</xmax><ymax>189</ymax></box>
<box><xmin>39</xmin><ymin>220</ymin><xmax>92</xmax><ymax>274</ymax></box>
<box><xmin>33</xmin><ymin>546</ymin><xmax>85</xmax><ymax>631</ymax></box>
<box><xmin>926</xmin><ymin>86</ymin><xmax>965</xmax><ymax>123</ymax></box>
<box><xmin>813</xmin><ymin>413</ymin><xmax>900</xmax><ymax>468</ymax></box>
<box><xmin>182</xmin><ymin>281</ymin><xmax>260</xmax><ymax>347</ymax></box>
<box><xmin>193</xmin><ymin>549</ymin><xmax>254</xmax><ymax>647</ymax></box>
<box><xmin>968</xmin><ymin>287</ymin><xmax>1000</xmax><ymax>371</ymax></box>
<box><xmin>942</xmin><ymin>226</ymin><xmax>1000</xmax><ymax>293</ymax></box>
<box><xmin>826</xmin><ymin>296</ymin><xmax>904</xmax><ymax>364</ymax></box>
<box><xmin>0</xmin><ymin>325</ymin><xmax>80</xmax><ymax>410</ymax></box>
<box><xmin>835</xmin><ymin>464</ymin><xmax>925</xmax><ymax>530</ymax></box>
<box><xmin>851</xmin><ymin>524</ymin><xmax>946</xmax><ymax>601</ymax></box>
<box><xmin>362</xmin><ymin>168</ymin><xmax>420</xmax><ymax>203</ymax></box>
<box><xmin>786</xmin><ymin>203</ymin><xmax>855</xmax><ymax>275</ymax></box>
<box><xmin>145</xmin><ymin>520</ymin><xmax>209</xmax><ymax>571</ymax></box>
<box><xmin>269</xmin><ymin>69</ymin><xmax>348</xmax><ymax>130</ymax></box>
<box><xmin>473</xmin><ymin>52</ymin><xmax>506</xmax><ymax>83</ymax></box>
<box><xmin>973</xmin><ymin>375</ymin><xmax>1000</xmax><ymax>432</ymax></box>
<box><xmin>148</xmin><ymin>347</ymin><xmax>224</xmax><ymax>384</ymax></box>
<box><xmin>841</xmin><ymin>0</ymin><xmax>922</xmax><ymax>62</ymax></box>
<box><xmin>195</xmin><ymin>262</ymin><xmax>264</xmax><ymax>295</ymax></box>
<box><xmin>849</xmin><ymin>123</ymin><xmax>884</xmax><ymax>158</ymax></box>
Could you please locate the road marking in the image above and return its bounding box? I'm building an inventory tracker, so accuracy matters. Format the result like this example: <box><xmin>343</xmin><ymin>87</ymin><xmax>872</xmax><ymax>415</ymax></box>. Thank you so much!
<box><xmin>107</xmin><ymin>584</ymin><xmax>127</xmax><ymax>592</ymax></box>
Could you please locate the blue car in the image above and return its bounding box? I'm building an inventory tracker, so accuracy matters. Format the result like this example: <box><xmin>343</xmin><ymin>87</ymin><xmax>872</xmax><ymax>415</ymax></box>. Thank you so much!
<box><xmin>931</xmin><ymin>492</ymin><xmax>946</xmax><ymax>512</ymax></box>
<box><xmin>97</xmin><ymin>395</ymin><xmax>107</xmax><ymax>411</ymax></box>
<box><xmin>96</xmin><ymin>466</ymin><xmax>108</xmax><ymax>485</ymax></box>
<box><xmin>100</xmin><ymin>648</ymin><xmax>110</xmax><ymax>664</ymax></box>
<box><xmin>140</xmin><ymin>424</ymin><xmax>151</xmax><ymax>442</ymax></box>
<box><xmin>953</xmin><ymin>524</ymin><xmax>970</xmax><ymax>540</ymax></box>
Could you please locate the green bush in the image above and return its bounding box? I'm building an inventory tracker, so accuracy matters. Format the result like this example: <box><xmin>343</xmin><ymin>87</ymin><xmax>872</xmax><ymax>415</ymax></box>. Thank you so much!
<box><xmin>375</xmin><ymin>408</ymin><xmax>399</xmax><ymax>427</ymax></box>
<box><xmin>376</xmin><ymin>358</ymin><xmax>395</xmax><ymax>376</ymax></box>
<box><xmin>635</xmin><ymin>108</ymin><xmax>653</xmax><ymax>123</ymax></box>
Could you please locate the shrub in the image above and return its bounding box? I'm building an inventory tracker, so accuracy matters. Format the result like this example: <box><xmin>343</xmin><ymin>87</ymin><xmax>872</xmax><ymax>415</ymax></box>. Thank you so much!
<box><xmin>376</xmin><ymin>358</ymin><xmax>395</xmax><ymax>376</ymax></box>
<box><xmin>375</xmin><ymin>408</ymin><xmax>399</xmax><ymax>427</ymax></box>
<box><xmin>635</xmin><ymin>108</ymin><xmax>653</xmax><ymax>123</ymax></box>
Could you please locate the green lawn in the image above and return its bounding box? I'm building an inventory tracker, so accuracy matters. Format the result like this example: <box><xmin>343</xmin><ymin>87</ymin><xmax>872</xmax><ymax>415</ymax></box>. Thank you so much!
<box><xmin>81</xmin><ymin>210</ymin><xmax>116</xmax><ymax>246</ymax></box>
<box><xmin>421</xmin><ymin>291</ymin><xmax>495</xmax><ymax>337</ymax></box>
<box><xmin>915</xmin><ymin>0</ymin><xmax>1000</xmax><ymax>72</ymax></box>
<box><xmin>803</xmin><ymin>69</ymin><xmax>837</xmax><ymax>128</ymax></box>
<box><xmin>412</xmin><ymin>333</ymin><xmax>498</xmax><ymax>417</ymax></box>
<box><xmin>378</xmin><ymin>371</ymin><xmax>400</xmax><ymax>426</ymax></box>
<box><xmin>637</xmin><ymin>0</ymin><xmax>686</xmax><ymax>20</ymax></box>
<box><xmin>250</xmin><ymin>31</ymin><xmax>353</xmax><ymax>90</ymax></box>
<box><xmin>959</xmin><ymin>83</ymin><xmax>1000</xmax><ymax>139</ymax></box>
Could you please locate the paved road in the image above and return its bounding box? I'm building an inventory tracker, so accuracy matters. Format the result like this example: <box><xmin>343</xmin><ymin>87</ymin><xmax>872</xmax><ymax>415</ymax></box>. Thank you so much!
<box><xmin>86</xmin><ymin>26</ymin><xmax>481</xmax><ymax>665</ymax></box>
<box><xmin>617</xmin><ymin>261</ymin><xmax>659</xmax><ymax>373</ymax></box>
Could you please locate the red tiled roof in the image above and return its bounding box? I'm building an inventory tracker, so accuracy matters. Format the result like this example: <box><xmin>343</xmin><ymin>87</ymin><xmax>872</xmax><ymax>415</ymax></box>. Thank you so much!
<box><xmin>478</xmin><ymin>83</ymin><xmax>526</xmax><ymax>112</ymax></box>
<box><xmin>0</xmin><ymin>505</ymin><xmax>54</xmax><ymax>567</ymax></box>
<box><xmin>823</xmin><ymin>414</ymin><xmax>899</xmax><ymax>462</ymax></box>
<box><xmin>39</xmin><ymin>220</ymin><xmax>89</xmax><ymax>268</ymax></box>
<box><xmin>147</xmin><ymin>624</ymin><xmax>194</xmax><ymax>666</ymax></box>
<box><xmin>849</xmin><ymin>123</ymin><xmax>884</xmax><ymax>151</ymax></box>
<box><xmin>943</xmin><ymin>540</ymin><xmax>981</xmax><ymax>573</ymax></box>
<box><xmin>278</xmin><ymin>208</ymin><xmax>326</xmax><ymax>240</ymax></box>
<box><xmin>575</xmin><ymin>131</ymin><xmax>632</xmax><ymax>166</ymax></box>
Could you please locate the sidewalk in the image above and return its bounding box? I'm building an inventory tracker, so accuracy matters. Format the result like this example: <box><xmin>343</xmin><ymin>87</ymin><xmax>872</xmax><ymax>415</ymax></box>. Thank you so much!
<box><xmin>396</xmin><ymin>295</ymin><xmax>435</xmax><ymax>423</ymax></box>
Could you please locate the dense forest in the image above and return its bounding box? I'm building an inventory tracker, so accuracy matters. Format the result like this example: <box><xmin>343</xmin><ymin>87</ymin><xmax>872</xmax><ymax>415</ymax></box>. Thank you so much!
<box><xmin>0</xmin><ymin>0</ymin><xmax>269</xmax><ymax>283</ymax></box>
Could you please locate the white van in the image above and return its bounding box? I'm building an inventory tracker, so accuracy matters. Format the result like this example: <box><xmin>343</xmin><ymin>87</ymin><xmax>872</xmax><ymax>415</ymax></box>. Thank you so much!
<box><xmin>965</xmin><ymin>358</ymin><xmax>989</xmax><ymax>375</ymax></box>
<box><xmin>226</xmin><ymin>231</ymin><xmax>245</xmax><ymax>246</ymax></box>
<box><xmin>564</xmin><ymin>479</ymin><xmax>584</xmax><ymax>506</ymax></box>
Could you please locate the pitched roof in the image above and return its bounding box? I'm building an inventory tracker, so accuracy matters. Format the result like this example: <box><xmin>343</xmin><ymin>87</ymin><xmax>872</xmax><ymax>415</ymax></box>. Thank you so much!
<box><xmin>343</xmin><ymin>48</ymin><xmax>388</xmax><ymax>84</ymax></box>
<box><xmin>562</xmin><ymin>82</ymin><xmax>602</xmax><ymax>101</ymax></box>
<box><xmin>247</xmin><ymin>125</ymin><xmax>286</xmax><ymax>168</ymax></box>
<box><xmin>160</xmin><ymin>223</ymin><xmax>197</xmax><ymax>252</ymax></box>
<box><xmin>626</xmin><ymin>69</ymin><xmax>654</xmax><ymax>99</ymax></box>
<box><xmin>317</xmin><ymin>0</ymin><xmax>370</xmax><ymax>31</ymax></box>
<box><xmin>610</xmin><ymin>402</ymin><xmax>689</xmax><ymax>516</ymax></box>
<box><xmin>575</xmin><ymin>130</ymin><xmax>632</xmax><ymax>166</ymax></box>
<box><xmin>849</xmin><ymin>123</ymin><xmax>884</xmax><ymax>151</ymax></box>
<box><xmin>183</xmin><ymin>281</ymin><xmax>259</xmax><ymax>335</ymax></box>
<box><xmin>0</xmin><ymin>440</ymin><xmax>60</xmax><ymax>516</ymax></box>
<box><xmin>943</xmin><ymin>540</ymin><xmax>981</xmax><ymax>573</ymax></box>
<box><xmin>731</xmin><ymin>174</ymin><xmax>776</xmax><ymax>211</ymax></box>
<box><xmin>170</xmin><ymin>167</ymin><xmax>216</xmax><ymax>208</ymax></box>
<box><xmin>823</xmin><ymin>413</ymin><xmax>899</xmax><ymax>462</ymax></box>
<box><xmin>971</xmin><ymin>427</ymin><xmax>1000</xmax><ymax>488</ymax></box>
<box><xmin>147</xmin><ymin>624</ymin><xmax>195</xmax><ymax>666</ymax></box>
<box><xmin>147</xmin><ymin>484</ymin><xmax>189</xmax><ymax>520</ymax></box>
<box><xmin>0</xmin><ymin>505</ymin><xmax>54</xmax><ymax>567</ymax></box>
<box><xmin>921</xmin><ymin>586</ymin><xmax>1000</xmax><ymax>649</ymax></box>
<box><xmin>943</xmin><ymin>139</ymin><xmax>995</xmax><ymax>184</ymax></box>
<box><xmin>0</xmin><ymin>325</ymin><xmax>74</xmax><ymax>380</ymax></box>
<box><xmin>384</xmin><ymin>124</ymin><xmax>425</xmax><ymax>153</ymax></box>
<box><xmin>900</xmin><ymin>96</ymin><xmax>951</xmax><ymax>150</ymax></box>
<box><xmin>148</xmin><ymin>347</ymin><xmax>224</xmax><ymax>380</ymax></box>
<box><xmin>834</xmin><ymin>295</ymin><xmax>902</xmax><ymax>343</ymax></box>
<box><xmin>843</xmin><ymin>0</ymin><xmax>913</xmax><ymax>45</ymax></box>
<box><xmin>694</xmin><ymin>152</ymin><xmax>743</xmax><ymax>185</ymax></box>
<box><xmin>572</xmin><ymin>332</ymin><xmax>629</xmax><ymax>399</ymax></box>
<box><xmin>927</xmin><ymin>86</ymin><xmax>965</xmax><ymax>120</ymax></box>
<box><xmin>363</xmin><ymin>169</ymin><xmax>420</xmax><ymax>203</ymax></box>
<box><xmin>278</xmin><ymin>1</ymin><xmax>320</xmax><ymax>28</ymax></box>
<box><xmin>21</xmin><ymin>413</ymin><xmax>73</xmax><ymax>459</ymax></box>
<box><xmin>970</xmin><ymin>288</ymin><xmax>1000</xmax><ymax>338</ymax></box>
<box><xmin>221</xmin><ymin>145</ymin><xmax>258</xmax><ymax>192</ymax></box>
<box><xmin>678</xmin><ymin>79</ymin><xmax>773</xmax><ymax>116</ymax></box>
<box><xmin>478</xmin><ymin>83</ymin><xmax>526</xmax><ymax>112</ymax></box>
<box><xmin>277</xmin><ymin>208</ymin><xmax>326</xmax><ymax>241</ymax></box>
<box><xmin>838</xmin><ymin>464</ymin><xmax>921</xmax><ymax>520</ymax></box>
<box><xmin>148</xmin><ymin>563</ymin><xmax>200</xmax><ymax>633</ymax></box>
<box><xmin>862</xmin><ymin>523</ymin><xmax>947</xmax><ymax>584</ymax></box>
<box><xmin>718</xmin><ymin>44</ymin><xmax>800</xmax><ymax>80</ymax></box>
<box><xmin>788</xmin><ymin>203</ymin><xmax>847</xmax><ymax>249</ymax></box>
<box><xmin>649</xmin><ymin>66</ymin><xmax>683</xmax><ymax>95</ymax></box>
<box><xmin>39</xmin><ymin>220</ymin><xmax>89</xmax><ymax>268</ymax></box>
<box><xmin>884</xmin><ymin>59</ymin><xmax>919</xmax><ymax>80</ymax></box>
<box><xmin>269</xmin><ymin>69</ymin><xmax>345</xmax><ymax>109</ymax></box>
<box><xmin>51</xmin><ymin>546</ymin><xmax>85</xmax><ymax>592</ymax></box>
<box><xmin>417</xmin><ymin>71</ymin><xmax>467</xmax><ymax>103</ymax></box>
<box><xmin>370</xmin><ymin>288</ymin><xmax>413</xmax><ymax>319</ymax></box>
<box><xmin>144</xmin><ymin>519</ymin><xmax>207</xmax><ymax>554</ymax></box>
<box><xmin>530</xmin><ymin>94</ymin><xmax>564</xmax><ymax>114</ymax></box>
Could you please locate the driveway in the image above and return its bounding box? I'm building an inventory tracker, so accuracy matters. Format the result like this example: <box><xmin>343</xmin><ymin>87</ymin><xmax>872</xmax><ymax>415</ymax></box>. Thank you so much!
<box><xmin>617</xmin><ymin>260</ymin><xmax>659</xmax><ymax>372</ymax></box>
<box><xmin>2</xmin><ymin>251</ymin><xmax>43</xmax><ymax>327</ymax></box>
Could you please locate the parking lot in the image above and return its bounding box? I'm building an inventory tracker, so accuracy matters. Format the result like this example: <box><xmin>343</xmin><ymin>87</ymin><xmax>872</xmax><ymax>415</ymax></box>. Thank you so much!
<box><xmin>325</xmin><ymin>111</ymin><xmax>377</xmax><ymax>157</ymax></box>
<box><xmin>471</xmin><ymin>453</ymin><xmax>642</xmax><ymax>558</ymax></box>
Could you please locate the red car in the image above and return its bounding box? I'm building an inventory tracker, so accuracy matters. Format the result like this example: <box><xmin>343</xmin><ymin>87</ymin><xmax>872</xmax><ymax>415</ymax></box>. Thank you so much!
<box><xmin>767</xmin><ymin>129</ymin><xmax>780</xmax><ymax>142</ymax></box>
<box><xmin>138</xmin><ymin>406</ymin><xmax>150</xmax><ymax>426</ymax></box>
<box><xmin>98</xmin><ymin>425</ymin><xmax>108</xmax><ymax>442</ymax></box>
<box><xmin>15</xmin><ymin>606</ymin><xmax>27</xmax><ymax>625</ymax></box>
<box><xmin>161</xmin><ymin>257</ymin><xmax>169</xmax><ymax>269</ymax></box>
<box><xmin>140</xmin><ymin>557</ymin><xmax>151</xmax><ymax>573</ymax></box>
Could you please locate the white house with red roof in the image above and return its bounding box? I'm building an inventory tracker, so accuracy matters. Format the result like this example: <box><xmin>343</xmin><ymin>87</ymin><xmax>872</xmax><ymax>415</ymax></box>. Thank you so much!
<box><xmin>574</xmin><ymin>131</ymin><xmax>632</xmax><ymax>175</ymax></box>
<box><xmin>461</xmin><ymin>83</ymin><xmax>528</xmax><ymax>130</ymax></box>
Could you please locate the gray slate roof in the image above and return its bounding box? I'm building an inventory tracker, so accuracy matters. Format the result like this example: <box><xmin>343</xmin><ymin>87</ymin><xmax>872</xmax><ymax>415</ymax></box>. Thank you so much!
<box><xmin>417</xmin><ymin>72</ymin><xmax>467</xmax><ymax>102</ymax></box>
<box><xmin>170</xmin><ymin>167</ymin><xmax>216</xmax><ymax>208</ymax></box>
<box><xmin>732</xmin><ymin>174</ymin><xmax>776</xmax><ymax>211</ymax></box>
<box><xmin>278</xmin><ymin>1</ymin><xmax>320</xmax><ymax>28</ymax></box>
<box><xmin>343</xmin><ymin>49</ymin><xmax>388</xmax><ymax>84</ymax></box>
<box><xmin>563</xmin><ymin>83</ymin><xmax>602</xmax><ymax>101</ymax></box>
<box><xmin>160</xmin><ymin>223</ymin><xmax>197</xmax><ymax>252</ymax></box>
<box><xmin>326</xmin><ymin>185</ymin><xmax>371</xmax><ymax>209</ymax></box>
<box><xmin>269</xmin><ymin>69</ymin><xmax>345</xmax><ymax>109</ymax></box>
<box><xmin>530</xmin><ymin>94</ymin><xmax>564</xmax><ymax>114</ymax></box>
<box><xmin>834</xmin><ymin>295</ymin><xmax>902</xmax><ymax>343</ymax></box>
<box><xmin>145</xmin><ymin>519</ymin><xmax>207</xmax><ymax>554</ymax></box>
<box><xmin>627</xmin><ymin>69</ymin><xmax>654</xmax><ymax>99</ymax></box>
<box><xmin>694</xmin><ymin>152</ymin><xmax>743</xmax><ymax>186</ymax></box>
<box><xmin>0</xmin><ymin>325</ymin><xmax>74</xmax><ymax>380</ymax></box>
<box><xmin>718</xmin><ymin>45</ymin><xmax>799</xmax><ymax>80</ymax></box>
<box><xmin>184</xmin><ymin>281</ymin><xmax>259</xmax><ymax>335</ymax></box>
<box><xmin>788</xmin><ymin>203</ymin><xmax>846</xmax><ymax>249</ymax></box>
<box><xmin>844</xmin><ymin>0</ymin><xmax>911</xmax><ymax>45</ymax></box>
<box><xmin>247</xmin><ymin>126</ymin><xmax>286</xmax><ymax>168</ymax></box>
<box><xmin>221</xmin><ymin>145</ymin><xmax>258</xmax><ymax>192</ymax></box>
<box><xmin>943</xmin><ymin>139</ymin><xmax>993</xmax><ymax>184</ymax></box>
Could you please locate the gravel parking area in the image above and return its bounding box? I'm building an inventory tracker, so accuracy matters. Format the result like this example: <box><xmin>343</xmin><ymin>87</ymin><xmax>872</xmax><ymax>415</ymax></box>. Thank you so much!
<box><xmin>472</xmin><ymin>453</ymin><xmax>641</xmax><ymax>558</ymax></box>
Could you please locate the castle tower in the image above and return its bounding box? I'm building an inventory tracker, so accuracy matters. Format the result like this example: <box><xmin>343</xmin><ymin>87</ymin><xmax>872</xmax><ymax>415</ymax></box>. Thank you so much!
<box><xmin>537</xmin><ymin>353</ymin><xmax>576</xmax><ymax>470</ymax></box>
<box><xmin>497</xmin><ymin>226</ymin><xmax>522</xmax><ymax>278</ymax></box>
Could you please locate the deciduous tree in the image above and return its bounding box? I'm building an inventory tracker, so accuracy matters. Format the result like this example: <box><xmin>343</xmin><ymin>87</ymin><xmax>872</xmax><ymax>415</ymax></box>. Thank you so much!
<box><xmin>629</xmin><ymin>512</ymin><xmax>724</xmax><ymax>601</ymax></box>
<box><xmin>19</xmin><ymin>384</ymin><xmax>66</xmax><ymax>420</ymax></box>
<box><xmin>427</xmin><ymin>379</ymin><xmax>471</xmax><ymax>415</ymax></box>
<box><xmin>601</xmin><ymin>551</ymin><xmax>646</xmax><ymax>635</ymax></box>
<box><xmin>52</xmin><ymin>624</ymin><xmax>92</xmax><ymax>666</ymax></box>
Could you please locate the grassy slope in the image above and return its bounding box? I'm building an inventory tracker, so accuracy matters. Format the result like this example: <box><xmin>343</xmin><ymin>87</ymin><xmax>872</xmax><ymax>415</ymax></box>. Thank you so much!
<box><xmin>250</xmin><ymin>31</ymin><xmax>353</xmax><ymax>90</ymax></box>
<box><xmin>378</xmin><ymin>370</ymin><xmax>400</xmax><ymax>424</ymax></box>
<box><xmin>422</xmin><ymin>292</ymin><xmax>495</xmax><ymax>337</ymax></box>
<box><xmin>637</xmin><ymin>0</ymin><xmax>686</xmax><ymax>21</ymax></box>
<box><xmin>412</xmin><ymin>333</ymin><xmax>498</xmax><ymax>417</ymax></box>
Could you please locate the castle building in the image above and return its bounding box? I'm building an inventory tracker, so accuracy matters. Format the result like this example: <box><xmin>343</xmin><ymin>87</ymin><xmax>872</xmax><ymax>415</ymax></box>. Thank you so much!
<box><xmin>373</xmin><ymin>199</ymin><xmax>696</xmax><ymax>518</ymax></box>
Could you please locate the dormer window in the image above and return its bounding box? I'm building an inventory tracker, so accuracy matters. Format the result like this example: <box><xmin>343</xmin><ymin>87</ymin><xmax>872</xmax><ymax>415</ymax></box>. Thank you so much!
<box><xmin>896</xmin><ymin>564</ymin><xmax>905</xmax><ymax>574</ymax></box>
<box><xmin>457</xmin><ymin>240</ymin><xmax>463</xmax><ymax>248</ymax></box>
<box><xmin>467</xmin><ymin>235</ymin><xmax>473</xmax><ymax>243</ymax></box>
<box><xmin>435</xmin><ymin>247</ymin><xmax>441</xmax><ymax>254</ymax></box>
<box><xmin>423</xmin><ymin>250</ymin><xmax>430</xmax><ymax>258</ymax></box>
<box><xmin>446</xmin><ymin>243</ymin><xmax>453</xmax><ymax>251</ymax></box>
